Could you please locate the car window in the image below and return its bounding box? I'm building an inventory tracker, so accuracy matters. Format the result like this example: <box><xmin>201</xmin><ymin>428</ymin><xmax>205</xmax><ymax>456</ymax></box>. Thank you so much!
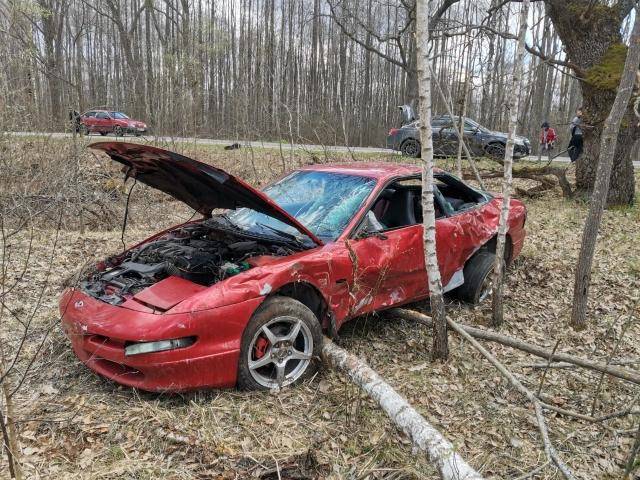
<box><xmin>96</xmin><ymin>112</ymin><xmax>109</xmax><ymax>119</ymax></box>
<box><xmin>110</xmin><ymin>112</ymin><xmax>129</xmax><ymax>119</ymax></box>
<box><xmin>84</xmin><ymin>111</ymin><xmax>96</xmax><ymax>117</ymax></box>
<box><xmin>435</xmin><ymin>173</ymin><xmax>487</xmax><ymax>212</ymax></box>
<box><xmin>432</xmin><ymin>118</ymin><xmax>452</xmax><ymax>128</ymax></box>
<box><xmin>227</xmin><ymin>171</ymin><xmax>376</xmax><ymax>242</ymax></box>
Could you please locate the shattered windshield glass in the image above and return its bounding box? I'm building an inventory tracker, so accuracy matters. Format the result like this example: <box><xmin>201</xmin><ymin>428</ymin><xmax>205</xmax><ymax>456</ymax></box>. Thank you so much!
<box><xmin>227</xmin><ymin>170</ymin><xmax>376</xmax><ymax>242</ymax></box>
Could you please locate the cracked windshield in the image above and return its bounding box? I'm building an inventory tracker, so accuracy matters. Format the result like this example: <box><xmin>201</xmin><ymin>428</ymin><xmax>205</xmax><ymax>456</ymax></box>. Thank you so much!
<box><xmin>228</xmin><ymin>170</ymin><xmax>376</xmax><ymax>242</ymax></box>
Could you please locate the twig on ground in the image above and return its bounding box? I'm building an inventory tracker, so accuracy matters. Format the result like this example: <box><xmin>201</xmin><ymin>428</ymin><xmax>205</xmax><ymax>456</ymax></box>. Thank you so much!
<box><xmin>591</xmin><ymin>306</ymin><xmax>637</xmax><ymax>416</ymax></box>
<box><xmin>445</xmin><ymin>318</ymin><xmax>574</xmax><ymax>479</ymax></box>
<box><xmin>390</xmin><ymin>309</ymin><xmax>640</xmax><ymax>385</ymax></box>
<box><xmin>536</xmin><ymin>339</ymin><xmax>561</xmax><ymax>397</ymax></box>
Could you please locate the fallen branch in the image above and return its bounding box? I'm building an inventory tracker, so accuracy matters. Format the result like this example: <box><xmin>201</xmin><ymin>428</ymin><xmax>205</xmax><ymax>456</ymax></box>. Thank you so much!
<box><xmin>322</xmin><ymin>337</ymin><xmax>483</xmax><ymax>480</ymax></box>
<box><xmin>445</xmin><ymin>319</ymin><xmax>575</xmax><ymax>479</ymax></box>
<box><xmin>520</xmin><ymin>359</ymin><xmax>640</xmax><ymax>369</ymax></box>
<box><xmin>390</xmin><ymin>309</ymin><xmax>640</xmax><ymax>385</ymax></box>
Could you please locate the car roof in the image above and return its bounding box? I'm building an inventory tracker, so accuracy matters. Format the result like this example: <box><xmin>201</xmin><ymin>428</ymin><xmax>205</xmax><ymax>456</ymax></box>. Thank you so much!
<box><xmin>296</xmin><ymin>162</ymin><xmax>444</xmax><ymax>181</ymax></box>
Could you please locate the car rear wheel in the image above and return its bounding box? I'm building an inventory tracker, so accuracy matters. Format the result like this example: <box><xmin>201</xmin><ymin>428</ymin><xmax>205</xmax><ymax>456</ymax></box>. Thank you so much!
<box><xmin>454</xmin><ymin>252</ymin><xmax>498</xmax><ymax>305</ymax></box>
<box><xmin>100</xmin><ymin>132</ymin><xmax>108</xmax><ymax>136</ymax></box>
<box><xmin>79</xmin><ymin>124</ymin><xmax>89</xmax><ymax>136</ymax></box>
<box><xmin>400</xmin><ymin>138</ymin><xmax>421</xmax><ymax>158</ymax></box>
<box><xmin>485</xmin><ymin>142</ymin><xmax>506</xmax><ymax>159</ymax></box>
<box><xmin>114</xmin><ymin>126</ymin><xmax>123</xmax><ymax>137</ymax></box>
<box><xmin>237</xmin><ymin>296</ymin><xmax>322</xmax><ymax>390</ymax></box>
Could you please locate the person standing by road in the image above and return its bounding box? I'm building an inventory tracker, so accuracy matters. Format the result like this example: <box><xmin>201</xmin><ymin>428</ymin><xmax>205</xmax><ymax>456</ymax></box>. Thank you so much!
<box><xmin>568</xmin><ymin>107</ymin><xmax>585</xmax><ymax>162</ymax></box>
<box><xmin>539</xmin><ymin>121</ymin><xmax>557</xmax><ymax>152</ymax></box>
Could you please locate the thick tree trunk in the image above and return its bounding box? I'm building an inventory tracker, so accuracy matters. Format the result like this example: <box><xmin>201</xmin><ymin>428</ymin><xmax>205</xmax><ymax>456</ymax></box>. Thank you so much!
<box><xmin>492</xmin><ymin>0</ymin><xmax>529</xmax><ymax>326</ymax></box>
<box><xmin>417</xmin><ymin>0</ymin><xmax>448</xmax><ymax>360</ymax></box>
<box><xmin>545</xmin><ymin>0</ymin><xmax>637</xmax><ymax>206</ymax></box>
<box><xmin>571</xmin><ymin>11</ymin><xmax>640</xmax><ymax>329</ymax></box>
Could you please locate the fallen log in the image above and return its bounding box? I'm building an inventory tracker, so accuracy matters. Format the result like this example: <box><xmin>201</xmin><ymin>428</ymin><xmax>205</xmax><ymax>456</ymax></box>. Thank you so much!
<box><xmin>390</xmin><ymin>309</ymin><xmax>640</xmax><ymax>386</ymax></box>
<box><xmin>322</xmin><ymin>337</ymin><xmax>483</xmax><ymax>480</ymax></box>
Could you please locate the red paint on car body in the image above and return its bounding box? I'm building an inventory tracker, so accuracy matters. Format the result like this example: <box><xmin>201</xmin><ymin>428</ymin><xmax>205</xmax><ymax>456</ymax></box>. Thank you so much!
<box><xmin>60</xmin><ymin>144</ymin><xmax>527</xmax><ymax>392</ymax></box>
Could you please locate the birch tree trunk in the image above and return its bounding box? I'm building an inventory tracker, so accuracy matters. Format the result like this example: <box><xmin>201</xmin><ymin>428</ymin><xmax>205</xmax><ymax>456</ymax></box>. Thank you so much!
<box><xmin>491</xmin><ymin>0</ymin><xmax>530</xmax><ymax>327</ymax></box>
<box><xmin>416</xmin><ymin>0</ymin><xmax>448</xmax><ymax>360</ymax></box>
<box><xmin>571</xmin><ymin>11</ymin><xmax>640</xmax><ymax>329</ymax></box>
<box><xmin>322</xmin><ymin>338</ymin><xmax>483</xmax><ymax>480</ymax></box>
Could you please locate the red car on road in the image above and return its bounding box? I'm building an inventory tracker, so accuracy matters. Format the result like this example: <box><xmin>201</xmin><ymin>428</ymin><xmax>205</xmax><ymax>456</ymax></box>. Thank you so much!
<box><xmin>60</xmin><ymin>143</ymin><xmax>526</xmax><ymax>392</ymax></box>
<box><xmin>79</xmin><ymin>110</ymin><xmax>147</xmax><ymax>136</ymax></box>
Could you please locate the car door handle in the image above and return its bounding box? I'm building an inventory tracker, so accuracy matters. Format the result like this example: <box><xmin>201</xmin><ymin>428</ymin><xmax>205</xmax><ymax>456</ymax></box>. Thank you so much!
<box><xmin>335</xmin><ymin>278</ymin><xmax>348</xmax><ymax>285</ymax></box>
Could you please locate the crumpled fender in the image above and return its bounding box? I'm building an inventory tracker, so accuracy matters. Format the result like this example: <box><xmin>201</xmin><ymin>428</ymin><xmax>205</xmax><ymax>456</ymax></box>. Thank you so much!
<box><xmin>167</xmin><ymin>244</ymin><xmax>340</xmax><ymax>315</ymax></box>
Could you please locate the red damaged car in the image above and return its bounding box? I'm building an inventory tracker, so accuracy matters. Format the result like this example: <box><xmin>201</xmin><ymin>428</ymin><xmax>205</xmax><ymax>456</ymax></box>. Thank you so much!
<box><xmin>60</xmin><ymin>142</ymin><xmax>526</xmax><ymax>392</ymax></box>
<box><xmin>79</xmin><ymin>110</ymin><xmax>148</xmax><ymax>136</ymax></box>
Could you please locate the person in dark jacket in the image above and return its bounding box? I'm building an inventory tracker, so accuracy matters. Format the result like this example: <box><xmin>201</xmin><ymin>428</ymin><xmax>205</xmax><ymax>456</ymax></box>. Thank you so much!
<box><xmin>568</xmin><ymin>107</ymin><xmax>585</xmax><ymax>162</ymax></box>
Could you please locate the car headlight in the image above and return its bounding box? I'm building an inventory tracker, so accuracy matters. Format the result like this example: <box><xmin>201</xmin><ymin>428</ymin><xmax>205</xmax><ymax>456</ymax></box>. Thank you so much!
<box><xmin>124</xmin><ymin>337</ymin><xmax>195</xmax><ymax>356</ymax></box>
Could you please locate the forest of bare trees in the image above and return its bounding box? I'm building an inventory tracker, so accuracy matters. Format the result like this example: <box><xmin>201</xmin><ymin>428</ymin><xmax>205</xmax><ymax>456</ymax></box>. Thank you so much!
<box><xmin>1</xmin><ymin>1</ymin><xmax>640</xmax><ymax>478</ymax></box>
<box><xmin>0</xmin><ymin>0</ymin><xmax>599</xmax><ymax>148</ymax></box>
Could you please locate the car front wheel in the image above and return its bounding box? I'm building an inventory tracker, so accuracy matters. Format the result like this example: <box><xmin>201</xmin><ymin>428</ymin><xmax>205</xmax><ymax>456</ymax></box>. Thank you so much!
<box><xmin>237</xmin><ymin>296</ymin><xmax>322</xmax><ymax>390</ymax></box>
<box><xmin>114</xmin><ymin>126</ymin><xmax>123</xmax><ymax>137</ymax></box>
<box><xmin>485</xmin><ymin>142</ymin><xmax>506</xmax><ymax>159</ymax></box>
<box><xmin>454</xmin><ymin>252</ymin><xmax>498</xmax><ymax>305</ymax></box>
<box><xmin>400</xmin><ymin>138</ymin><xmax>421</xmax><ymax>158</ymax></box>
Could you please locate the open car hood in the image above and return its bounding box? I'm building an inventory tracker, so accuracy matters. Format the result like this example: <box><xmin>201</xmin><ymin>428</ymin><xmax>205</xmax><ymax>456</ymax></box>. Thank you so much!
<box><xmin>90</xmin><ymin>142</ymin><xmax>323</xmax><ymax>246</ymax></box>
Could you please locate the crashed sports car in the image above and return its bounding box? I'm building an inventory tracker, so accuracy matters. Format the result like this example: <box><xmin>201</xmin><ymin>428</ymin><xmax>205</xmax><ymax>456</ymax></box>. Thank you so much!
<box><xmin>60</xmin><ymin>142</ymin><xmax>526</xmax><ymax>392</ymax></box>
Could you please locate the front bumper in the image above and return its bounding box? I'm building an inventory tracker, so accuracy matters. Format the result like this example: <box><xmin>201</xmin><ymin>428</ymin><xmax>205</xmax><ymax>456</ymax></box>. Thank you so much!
<box><xmin>60</xmin><ymin>289</ymin><xmax>262</xmax><ymax>392</ymax></box>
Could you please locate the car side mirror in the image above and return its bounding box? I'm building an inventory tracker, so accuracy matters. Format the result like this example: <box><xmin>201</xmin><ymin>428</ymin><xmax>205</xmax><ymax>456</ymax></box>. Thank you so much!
<box><xmin>355</xmin><ymin>213</ymin><xmax>388</xmax><ymax>240</ymax></box>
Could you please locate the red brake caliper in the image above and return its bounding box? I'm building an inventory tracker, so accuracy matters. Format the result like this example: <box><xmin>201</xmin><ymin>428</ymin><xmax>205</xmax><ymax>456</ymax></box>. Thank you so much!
<box><xmin>254</xmin><ymin>336</ymin><xmax>270</xmax><ymax>359</ymax></box>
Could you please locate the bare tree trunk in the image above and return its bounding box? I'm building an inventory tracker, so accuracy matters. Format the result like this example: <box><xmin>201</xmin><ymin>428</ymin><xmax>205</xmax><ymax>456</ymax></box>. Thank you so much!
<box><xmin>491</xmin><ymin>0</ymin><xmax>529</xmax><ymax>327</ymax></box>
<box><xmin>0</xmin><ymin>347</ymin><xmax>22</xmax><ymax>480</ymax></box>
<box><xmin>571</xmin><ymin>11</ymin><xmax>640</xmax><ymax>329</ymax></box>
<box><xmin>417</xmin><ymin>0</ymin><xmax>448</xmax><ymax>360</ymax></box>
<box><xmin>456</xmin><ymin>41</ymin><xmax>473</xmax><ymax>179</ymax></box>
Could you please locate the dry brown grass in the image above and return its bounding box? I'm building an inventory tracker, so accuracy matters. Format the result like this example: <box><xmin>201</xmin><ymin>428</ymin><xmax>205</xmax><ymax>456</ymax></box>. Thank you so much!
<box><xmin>1</xmin><ymin>136</ymin><xmax>639</xmax><ymax>479</ymax></box>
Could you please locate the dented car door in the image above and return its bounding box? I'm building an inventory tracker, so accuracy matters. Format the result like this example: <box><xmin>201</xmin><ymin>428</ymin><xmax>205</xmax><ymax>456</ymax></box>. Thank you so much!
<box><xmin>345</xmin><ymin>224</ymin><xmax>427</xmax><ymax>317</ymax></box>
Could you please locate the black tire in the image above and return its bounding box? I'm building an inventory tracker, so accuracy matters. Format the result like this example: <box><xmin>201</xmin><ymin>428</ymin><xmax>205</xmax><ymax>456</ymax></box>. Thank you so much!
<box><xmin>135</xmin><ymin>132</ymin><xmax>142</xmax><ymax>137</ymax></box>
<box><xmin>113</xmin><ymin>126</ymin><xmax>123</xmax><ymax>137</ymax></box>
<box><xmin>237</xmin><ymin>296</ymin><xmax>322</xmax><ymax>390</ymax></box>
<box><xmin>485</xmin><ymin>142</ymin><xmax>506</xmax><ymax>159</ymax></box>
<box><xmin>454</xmin><ymin>252</ymin><xmax>497</xmax><ymax>305</ymax></box>
<box><xmin>100</xmin><ymin>132</ymin><xmax>108</xmax><ymax>136</ymax></box>
<box><xmin>400</xmin><ymin>138</ymin><xmax>421</xmax><ymax>158</ymax></box>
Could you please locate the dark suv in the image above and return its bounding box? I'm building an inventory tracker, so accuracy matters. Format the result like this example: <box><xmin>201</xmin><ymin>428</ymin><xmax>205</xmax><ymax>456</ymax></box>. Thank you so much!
<box><xmin>387</xmin><ymin>105</ymin><xmax>531</xmax><ymax>159</ymax></box>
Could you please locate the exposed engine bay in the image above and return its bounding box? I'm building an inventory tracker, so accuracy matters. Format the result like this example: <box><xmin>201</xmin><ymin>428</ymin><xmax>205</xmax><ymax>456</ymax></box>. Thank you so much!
<box><xmin>81</xmin><ymin>218</ymin><xmax>297</xmax><ymax>306</ymax></box>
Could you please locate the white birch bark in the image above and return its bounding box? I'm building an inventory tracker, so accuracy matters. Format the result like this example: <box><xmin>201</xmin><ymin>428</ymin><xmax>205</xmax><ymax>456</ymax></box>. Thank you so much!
<box><xmin>322</xmin><ymin>338</ymin><xmax>483</xmax><ymax>480</ymax></box>
<box><xmin>416</xmin><ymin>0</ymin><xmax>448</xmax><ymax>360</ymax></box>
<box><xmin>491</xmin><ymin>0</ymin><xmax>530</xmax><ymax>327</ymax></box>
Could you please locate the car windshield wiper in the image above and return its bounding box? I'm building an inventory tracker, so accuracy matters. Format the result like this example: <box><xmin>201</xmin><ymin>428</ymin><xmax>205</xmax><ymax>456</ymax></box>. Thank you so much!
<box><xmin>256</xmin><ymin>222</ymin><xmax>303</xmax><ymax>245</ymax></box>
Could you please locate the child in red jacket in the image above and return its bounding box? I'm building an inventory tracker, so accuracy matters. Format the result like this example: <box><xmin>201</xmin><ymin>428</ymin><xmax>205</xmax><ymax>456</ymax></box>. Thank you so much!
<box><xmin>540</xmin><ymin>121</ymin><xmax>557</xmax><ymax>152</ymax></box>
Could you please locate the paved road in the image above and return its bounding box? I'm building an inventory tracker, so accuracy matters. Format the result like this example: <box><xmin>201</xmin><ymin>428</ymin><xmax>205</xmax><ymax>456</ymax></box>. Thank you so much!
<box><xmin>6</xmin><ymin>131</ymin><xmax>640</xmax><ymax>167</ymax></box>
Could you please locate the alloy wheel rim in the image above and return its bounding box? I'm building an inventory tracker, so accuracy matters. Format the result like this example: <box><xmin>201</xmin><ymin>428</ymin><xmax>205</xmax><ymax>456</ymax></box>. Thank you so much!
<box><xmin>487</xmin><ymin>144</ymin><xmax>505</xmax><ymax>158</ymax></box>
<box><xmin>247</xmin><ymin>316</ymin><xmax>313</xmax><ymax>389</ymax></box>
<box><xmin>405</xmin><ymin>141</ymin><xmax>419</xmax><ymax>156</ymax></box>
